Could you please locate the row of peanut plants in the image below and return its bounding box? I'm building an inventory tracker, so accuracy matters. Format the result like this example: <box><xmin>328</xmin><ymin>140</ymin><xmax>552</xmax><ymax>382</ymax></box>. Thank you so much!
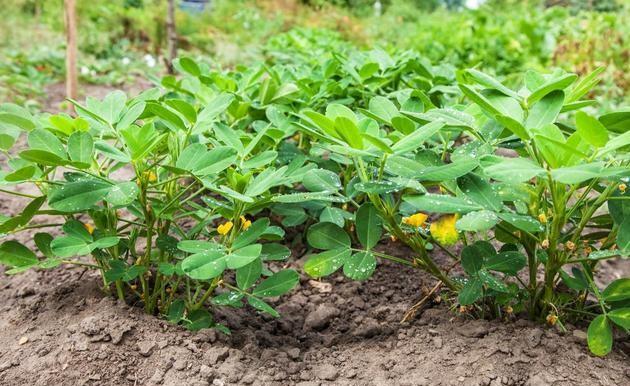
<box><xmin>0</xmin><ymin>39</ymin><xmax>628</xmax><ymax>356</ymax></box>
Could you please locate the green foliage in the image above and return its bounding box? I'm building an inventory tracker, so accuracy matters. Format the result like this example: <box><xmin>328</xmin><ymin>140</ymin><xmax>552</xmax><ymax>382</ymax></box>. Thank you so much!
<box><xmin>1</xmin><ymin>0</ymin><xmax>629</xmax><ymax>358</ymax></box>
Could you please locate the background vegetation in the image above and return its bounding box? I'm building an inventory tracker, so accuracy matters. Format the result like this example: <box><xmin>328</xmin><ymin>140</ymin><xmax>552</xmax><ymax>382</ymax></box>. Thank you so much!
<box><xmin>1</xmin><ymin>0</ymin><xmax>628</xmax><ymax>109</ymax></box>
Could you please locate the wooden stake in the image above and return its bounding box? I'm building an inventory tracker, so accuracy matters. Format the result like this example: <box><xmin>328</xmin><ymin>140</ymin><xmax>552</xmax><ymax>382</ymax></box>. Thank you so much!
<box><xmin>64</xmin><ymin>0</ymin><xmax>78</xmax><ymax>101</ymax></box>
<box><xmin>166</xmin><ymin>0</ymin><xmax>177</xmax><ymax>74</ymax></box>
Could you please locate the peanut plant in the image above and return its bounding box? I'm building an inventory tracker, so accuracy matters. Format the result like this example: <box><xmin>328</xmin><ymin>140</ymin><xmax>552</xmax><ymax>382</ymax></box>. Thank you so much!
<box><xmin>1</xmin><ymin>45</ymin><xmax>628</xmax><ymax>356</ymax></box>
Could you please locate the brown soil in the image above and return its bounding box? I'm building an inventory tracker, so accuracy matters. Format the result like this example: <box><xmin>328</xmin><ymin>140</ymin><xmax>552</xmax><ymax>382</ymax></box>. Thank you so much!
<box><xmin>1</xmin><ymin>84</ymin><xmax>629</xmax><ymax>386</ymax></box>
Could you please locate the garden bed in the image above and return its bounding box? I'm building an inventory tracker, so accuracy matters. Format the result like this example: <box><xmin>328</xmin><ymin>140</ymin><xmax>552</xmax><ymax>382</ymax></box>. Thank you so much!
<box><xmin>0</xmin><ymin>194</ymin><xmax>628</xmax><ymax>386</ymax></box>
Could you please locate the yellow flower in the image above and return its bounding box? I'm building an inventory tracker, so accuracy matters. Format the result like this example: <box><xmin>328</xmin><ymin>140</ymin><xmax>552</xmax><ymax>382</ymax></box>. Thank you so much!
<box><xmin>240</xmin><ymin>216</ymin><xmax>252</xmax><ymax>230</ymax></box>
<box><xmin>83</xmin><ymin>222</ymin><xmax>95</xmax><ymax>235</ymax></box>
<box><xmin>142</xmin><ymin>170</ymin><xmax>158</xmax><ymax>182</ymax></box>
<box><xmin>566</xmin><ymin>241</ymin><xmax>576</xmax><ymax>251</ymax></box>
<box><xmin>402</xmin><ymin>213</ymin><xmax>428</xmax><ymax>228</ymax></box>
<box><xmin>217</xmin><ymin>221</ymin><xmax>233</xmax><ymax>235</ymax></box>
<box><xmin>538</xmin><ymin>213</ymin><xmax>547</xmax><ymax>224</ymax></box>
<box><xmin>546</xmin><ymin>314</ymin><xmax>558</xmax><ymax>326</ymax></box>
<box><xmin>430</xmin><ymin>214</ymin><xmax>459</xmax><ymax>246</ymax></box>
<box><xmin>619</xmin><ymin>183</ymin><xmax>627</xmax><ymax>193</ymax></box>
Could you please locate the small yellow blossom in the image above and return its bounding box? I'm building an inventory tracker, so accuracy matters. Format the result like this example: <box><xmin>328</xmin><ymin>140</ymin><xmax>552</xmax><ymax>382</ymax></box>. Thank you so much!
<box><xmin>217</xmin><ymin>221</ymin><xmax>233</xmax><ymax>235</ymax></box>
<box><xmin>83</xmin><ymin>222</ymin><xmax>95</xmax><ymax>235</ymax></box>
<box><xmin>546</xmin><ymin>314</ymin><xmax>558</xmax><ymax>326</ymax></box>
<box><xmin>240</xmin><ymin>216</ymin><xmax>252</xmax><ymax>230</ymax></box>
<box><xmin>538</xmin><ymin>213</ymin><xmax>547</xmax><ymax>224</ymax></box>
<box><xmin>566</xmin><ymin>241</ymin><xmax>576</xmax><ymax>251</ymax></box>
<box><xmin>142</xmin><ymin>170</ymin><xmax>157</xmax><ymax>182</ymax></box>
<box><xmin>403</xmin><ymin>213</ymin><xmax>429</xmax><ymax>228</ymax></box>
<box><xmin>541</xmin><ymin>239</ymin><xmax>549</xmax><ymax>249</ymax></box>
<box><xmin>430</xmin><ymin>214</ymin><xmax>459</xmax><ymax>246</ymax></box>
<box><xmin>619</xmin><ymin>183</ymin><xmax>627</xmax><ymax>193</ymax></box>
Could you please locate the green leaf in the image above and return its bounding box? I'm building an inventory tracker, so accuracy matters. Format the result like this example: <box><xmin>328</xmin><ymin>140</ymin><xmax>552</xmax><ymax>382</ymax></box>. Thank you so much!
<box><xmin>527</xmin><ymin>73</ymin><xmax>577</xmax><ymax>105</ymax></box>
<box><xmin>304</xmin><ymin>248</ymin><xmax>351</xmax><ymax>278</ymax></box>
<box><xmin>559</xmin><ymin>268</ymin><xmax>589</xmax><ymax>291</ymax></box>
<box><xmin>48</xmin><ymin>178</ymin><xmax>112</xmax><ymax>212</ymax></box>
<box><xmin>0</xmin><ymin>241</ymin><xmax>37</xmax><ymax>267</ymax></box>
<box><xmin>602</xmin><ymin>279</ymin><xmax>630</xmax><ymax>302</ymax></box>
<box><xmin>120</xmin><ymin>124</ymin><xmax>164</xmax><ymax>161</ymax></box>
<box><xmin>496</xmin><ymin>213</ymin><xmax>543</xmax><ymax>233</ymax></box>
<box><xmin>465</xmin><ymin>69</ymin><xmax>520</xmax><ymax>100</ymax></box>
<box><xmin>576</xmin><ymin>111</ymin><xmax>608</xmax><ymax>148</ymax></box>
<box><xmin>90</xmin><ymin>237</ymin><xmax>120</xmax><ymax>250</ymax></box>
<box><xmin>261</xmin><ymin>243</ymin><xmax>291</xmax><ymax>261</ymax></box>
<box><xmin>550</xmin><ymin>162</ymin><xmax>605</xmax><ymax>184</ymax></box>
<box><xmin>28</xmin><ymin>128</ymin><xmax>66</xmax><ymax>159</ymax></box>
<box><xmin>319</xmin><ymin>207</ymin><xmax>349</xmax><ymax>227</ymax></box>
<box><xmin>420</xmin><ymin>108</ymin><xmax>475</xmax><ymax>129</ymax></box>
<box><xmin>461</xmin><ymin>241</ymin><xmax>495</xmax><ymax>275</ymax></box>
<box><xmin>481</xmin><ymin>156</ymin><xmax>545</xmax><ymax>183</ymax></box>
<box><xmin>303</xmin><ymin>169</ymin><xmax>341</xmax><ymax>192</ymax></box>
<box><xmin>178</xmin><ymin>57</ymin><xmax>201</xmax><ymax>76</ymax></box>
<box><xmin>4</xmin><ymin>165</ymin><xmax>37</xmax><ymax>182</ymax></box>
<box><xmin>415</xmin><ymin>160</ymin><xmax>478</xmax><ymax>182</ymax></box>
<box><xmin>167</xmin><ymin>299</ymin><xmax>186</xmax><ymax>323</ymax></box>
<box><xmin>177</xmin><ymin>240</ymin><xmax>225</xmax><ymax>254</ymax></box>
<box><xmin>34</xmin><ymin>233</ymin><xmax>54</xmax><ymax>258</ymax></box>
<box><xmin>599</xmin><ymin>110</ymin><xmax>630</xmax><ymax>134</ymax></box>
<box><xmin>105</xmin><ymin>181</ymin><xmax>139</xmax><ymax>207</ymax></box>
<box><xmin>117</xmin><ymin>102</ymin><xmax>146</xmax><ymax>130</ymax></box>
<box><xmin>355</xmin><ymin>203</ymin><xmax>382</xmax><ymax>250</ymax></box>
<box><xmin>608</xmin><ymin>308</ymin><xmax>630</xmax><ymax>330</ymax></box>
<box><xmin>457</xmin><ymin>174</ymin><xmax>503</xmax><ymax>212</ymax></box>
<box><xmin>226</xmin><ymin>244</ymin><xmax>262</xmax><ymax>269</ymax></box>
<box><xmin>95</xmin><ymin>141</ymin><xmax>130</xmax><ymax>162</ymax></box>
<box><xmin>392</xmin><ymin>120</ymin><xmax>444</xmax><ymax>154</ymax></box>
<box><xmin>232</xmin><ymin>218</ymin><xmax>270</xmax><ymax>250</ymax></box>
<box><xmin>343</xmin><ymin>251</ymin><xmax>376</xmax><ymax>281</ymax></box>
<box><xmin>186</xmin><ymin>309</ymin><xmax>213</xmax><ymax>331</ymax></box>
<box><xmin>478</xmin><ymin>269</ymin><xmax>509</xmax><ymax>292</ymax></box>
<box><xmin>403</xmin><ymin>194</ymin><xmax>483</xmax><ymax>214</ymax></box>
<box><xmin>236</xmin><ymin>258</ymin><xmax>262</xmax><ymax>290</ymax></box>
<box><xmin>456</xmin><ymin>210</ymin><xmax>498</xmax><ymax>231</ymax></box>
<box><xmin>253</xmin><ymin>269</ymin><xmax>299</xmax><ymax>297</ymax></box>
<box><xmin>248</xmin><ymin>297</ymin><xmax>279</xmax><ymax>318</ymax></box>
<box><xmin>587</xmin><ymin>315</ymin><xmax>613</xmax><ymax>357</ymax></box>
<box><xmin>459</xmin><ymin>84</ymin><xmax>502</xmax><ymax>116</ymax></box>
<box><xmin>495</xmin><ymin>114</ymin><xmax>529</xmax><ymax>140</ymax></box>
<box><xmin>181</xmin><ymin>251</ymin><xmax>227</xmax><ymax>280</ymax></box>
<box><xmin>326</xmin><ymin>104</ymin><xmax>357</xmax><ymax>126</ymax></box>
<box><xmin>617</xmin><ymin>220</ymin><xmax>630</xmax><ymax>254</ymax></box>
<box><xmin>0</xmin><ymin>112</ymin><xmax>35</xmax><ymax>131</ymax></box>
<box><xmin>244</xmin><ymin>166</ymin><xmax>288</xmax><ymax>197</ymax></box>
<box><xmin>176</xmin><ymin>144</ymin><xmax>237</xmax><ymax>176</ymax></box>
<box><xmin>485</xmin><ymin>251</ymin><xmax>526</xmax><ymax>276</ymax></box>
<box><xmin>67</xmin><ymin>131</ymin><xmax>94</xmax><ymax>166</ymax></box>
<box><xmin>196</xmin><ymin>94</ymin><xmax>234</xmax><ymax>127</ymax></box>
<box><xmin>334</xmin><ymin>116</ymin><xmax>363</xmax><ymax>149</ymax></box>
<box><xmin>525</xmin><ymin>90</ymin><xmax>564</xmax><ymax>130</ymax></box>
<box><xmin>458</xmin><ymin>277</ymin><xmax>483</xmax><ymax>305</ymax></box>
<box><xmin>307</xmin><ymin>222</ymin><xmax>350</xmax><ymax>250</ymax></box>
<box><xmin>51</xmin><ymin>236</ymin><xmax>91</xmax><ymax>258</ymax></box>
<box><xmin>0</xmin><ymin>196</ymin><xmax>46</xmax><ymax>233</ymax></box>
<box><xmin>368</xmin><ymin>96</ymin><xmax>398</xmax><ymax>123</ymax></box>
<box><xmin>19</xmin><ymin>149</ymin><xmax>67</xmax><ymax>166</ymax></box>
